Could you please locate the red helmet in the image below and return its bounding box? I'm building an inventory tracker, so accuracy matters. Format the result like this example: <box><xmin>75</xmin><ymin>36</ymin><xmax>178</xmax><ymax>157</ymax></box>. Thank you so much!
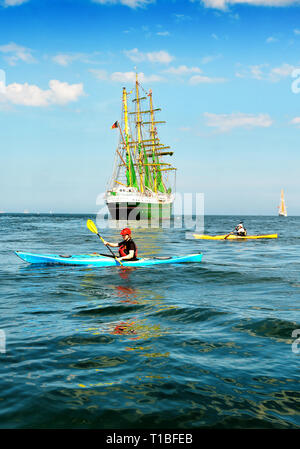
<box><xmin>120</xmin><ymin>228</ymin><xmax>131</xmax><ymax>236</ymax></box>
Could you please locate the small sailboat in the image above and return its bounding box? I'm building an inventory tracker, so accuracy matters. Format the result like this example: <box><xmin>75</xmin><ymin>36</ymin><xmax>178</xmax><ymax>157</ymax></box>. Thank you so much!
<box><xmin>278</xmin><ymin>189</ymin><xmax>287</xmax><ymax>217</ymax></box>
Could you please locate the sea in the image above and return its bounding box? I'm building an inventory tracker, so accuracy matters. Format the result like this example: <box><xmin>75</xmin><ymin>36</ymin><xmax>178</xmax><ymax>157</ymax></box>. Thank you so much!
<box><xmin>0</xmin><ymin>214</ymin><xmax>299</xmax><ymax>430</ymax></box>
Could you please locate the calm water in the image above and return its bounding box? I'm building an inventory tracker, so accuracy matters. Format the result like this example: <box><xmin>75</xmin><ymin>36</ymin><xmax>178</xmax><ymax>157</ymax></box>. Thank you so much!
<box><xmin>0</xmin><ymin>214</ymin><xmax>299</xmax><ymax>429</ymax></box>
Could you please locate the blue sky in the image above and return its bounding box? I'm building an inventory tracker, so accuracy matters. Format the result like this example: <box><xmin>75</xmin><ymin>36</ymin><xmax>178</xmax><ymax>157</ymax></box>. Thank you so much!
<box><xmin>1</xmin><ymin>0</ymin><xmax>300</xmax><ymax>214</ymax></box>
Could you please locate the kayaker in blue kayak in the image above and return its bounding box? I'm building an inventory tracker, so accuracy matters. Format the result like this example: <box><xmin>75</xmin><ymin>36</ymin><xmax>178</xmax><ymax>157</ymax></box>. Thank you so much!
<box><xmin>103</xmin><ymin>228</ymin><xmax>138</xmax><ymax>262</ymax></box>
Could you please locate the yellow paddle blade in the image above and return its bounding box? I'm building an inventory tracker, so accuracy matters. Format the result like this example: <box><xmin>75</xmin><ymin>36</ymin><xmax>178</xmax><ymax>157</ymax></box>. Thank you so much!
<box><xmin>87</xmin><ymin>219</ymin><xmax>98</xmax><ymax>235</ymax></box>
<box><xmin>86</xmin><ymin>219</ymin><xmax>123</xmax><ymax>266</ymax></box>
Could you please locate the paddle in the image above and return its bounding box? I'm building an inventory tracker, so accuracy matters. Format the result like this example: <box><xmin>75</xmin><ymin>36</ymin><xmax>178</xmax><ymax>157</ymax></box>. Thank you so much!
<box><xmin>86</xmin><ymin>219</ymin><xmax>123</xmax><ymax>266</ymax></box>
<box><xmin>224</xmin><ymin>229</ymin><xmax>235</xmax><ymax>240</ymax></box>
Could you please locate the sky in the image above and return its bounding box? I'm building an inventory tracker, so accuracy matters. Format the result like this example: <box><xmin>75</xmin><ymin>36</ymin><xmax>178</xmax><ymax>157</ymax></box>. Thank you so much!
<box><xmin>0</xmin><ymin>0</ymin><xmax>300</xmax><ymax>215</ymax></box>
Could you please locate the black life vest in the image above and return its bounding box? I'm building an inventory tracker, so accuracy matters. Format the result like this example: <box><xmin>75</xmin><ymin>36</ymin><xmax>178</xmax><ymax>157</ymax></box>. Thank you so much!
<box><xmin>119</xmin><ymin>239</ymin><xmax>138</xmax><ymax>259</ymax></box>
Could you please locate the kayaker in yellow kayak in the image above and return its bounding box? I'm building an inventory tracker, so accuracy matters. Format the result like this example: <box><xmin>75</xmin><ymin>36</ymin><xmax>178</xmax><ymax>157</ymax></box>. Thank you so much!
<box><xmin>225</xmin><ymin>221</ymin><xmax>247</xmax><ymax>239</ymax></box>
<box><xmin>234</xmin><ymin>221</ymin><xmax>247</xmax><ymax>236</ymax></box>
<box><xmin>103</xmin><ymin>228</ymin><xmax>138</xmax><ymax>262</ymax></box>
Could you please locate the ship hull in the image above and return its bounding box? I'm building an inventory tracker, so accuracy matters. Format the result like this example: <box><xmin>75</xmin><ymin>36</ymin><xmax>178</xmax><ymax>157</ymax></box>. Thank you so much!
<box><xmin>107</xmin><ymin>201</ymin><xmax>172</xmax><ymax>220</ymax></box>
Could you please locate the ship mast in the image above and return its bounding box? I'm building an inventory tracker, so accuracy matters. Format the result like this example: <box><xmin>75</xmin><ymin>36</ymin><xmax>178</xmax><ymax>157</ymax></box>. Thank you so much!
<box><xmin>122</xmin><ymin>87</ymin><xmax>133</xmax><ymax>187</ymax></box>
<box><xmin>135</xmin><ymin>73</ymin><xmax>144</xmax><ymax>193</ymax></box>
<box><xmin>149</xmin><ymin>89</ymin><xmax>158</xmax><ymax>193</ymax></box>
<box><xmin>109</xmin><ymin>74</ymin><xmax>176</xmax><ymax>194</ymax></box>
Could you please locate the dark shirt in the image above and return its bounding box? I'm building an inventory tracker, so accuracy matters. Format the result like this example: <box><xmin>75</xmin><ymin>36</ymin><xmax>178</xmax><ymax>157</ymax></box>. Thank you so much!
<box><xmin>118</xmin><ymin>239</ymin><xmax>137</xmax><ymax>260</ymax></box>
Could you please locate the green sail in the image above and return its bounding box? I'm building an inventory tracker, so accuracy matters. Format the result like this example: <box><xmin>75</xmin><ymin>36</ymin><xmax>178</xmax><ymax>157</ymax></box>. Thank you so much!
<box><xmin>143</xmin><ymin>148</ymin><xmax>153</xmax><ymax>190</ymax></box>
<box><xmin>155</xmin><ymin>155</ymin><xmax>166</xmax><ymax>193</ymax></box>
<box><xmin>125</xmin><ymin>137</ymin><xmax>138</xmax><ymax>189</ymax></box>
<box><xmin>126</xmin><ymin>155</ymin><xmax>138</xmax><ymax>188</ymax></box>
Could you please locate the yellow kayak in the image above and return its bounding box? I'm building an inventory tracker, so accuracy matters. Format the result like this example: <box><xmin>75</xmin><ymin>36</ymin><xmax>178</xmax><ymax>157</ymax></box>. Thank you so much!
<box><xmin>193</xmin><ymin>234</ymin><xmax>278</xmax><ymax>240</ymax></box>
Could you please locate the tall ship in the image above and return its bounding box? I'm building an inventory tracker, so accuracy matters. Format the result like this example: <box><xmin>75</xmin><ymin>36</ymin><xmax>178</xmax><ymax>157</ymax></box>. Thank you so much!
<box><xmin>104</xmin><ymin>74</ymin><xmax>176</xmax><ymax>220</ymax></box>
<box><xmin>278</xmin><ymin>189</ymin><xmax>287</xmax><ymax>217</ymax></box>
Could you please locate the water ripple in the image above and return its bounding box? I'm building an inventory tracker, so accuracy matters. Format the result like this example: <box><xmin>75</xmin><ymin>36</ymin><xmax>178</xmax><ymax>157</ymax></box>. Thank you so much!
<box><xmin>0</xmin><ymin>214</ymin><xmax>299</xmax><ymax>429</ymax></box>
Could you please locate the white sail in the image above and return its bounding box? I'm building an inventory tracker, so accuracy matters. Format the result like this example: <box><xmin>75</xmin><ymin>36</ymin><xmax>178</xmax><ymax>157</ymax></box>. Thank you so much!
<box><xmin>278</xmin><ymin>190</ymin><xmax>287</xmax><ymax>217</ymax></box>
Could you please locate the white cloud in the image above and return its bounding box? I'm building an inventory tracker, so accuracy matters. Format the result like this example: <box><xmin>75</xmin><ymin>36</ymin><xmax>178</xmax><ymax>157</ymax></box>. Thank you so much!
<box><xmin>90</xmin><ymin>69</ymin><xmax>163</xmax><ymax>83</ymax></box>
<box><xmin>162</xmin><ymin>65</ymin><xmax>225</xmax><ymax>83</ymax></box>
<box><xmin>294</xmin><ymin>28</ymin><xmax>300</xmax><ymax>34</ymax></box>
<box><xmin>204</xmin><ymin>112</ymin><xmax>273</xmax><ymax>132</ymax></box>
<box><xmin>147</xmin><ymin>51</ymin><xmax>173</xmax><ymax>64</ymax></box>
<box><xmin>124</xmin><ymin>48</ymin><xmax>143</xmax><ymax>62</ymax></box>
<box><xmin>290</xmin><ymin>117</ymin><xmax>300</xmax><ymax>125</ymax></box>
<box><xmin>266</xmin><ymin>36</ymin><xmax>279</xmax><ymax>43</ymax></box>
<box><xmin>249</xmin><ymin>64</ymin><xmax>267</xmax><ymax>80</ymax></box>
<box><xmin>92</xmin><ymin>0</ymin><xmax>154</xmax><ymax>8</ymax></box>
<box><xmin>201</xmin><ymin>0</ymin><xmax>300</xmax><ymax>10</ymax></box>
<box><xmin>156</xmin><ymin>31</ymin><xmax>170</xmax><ymax>37</ymax></box>
<box><xmin>52</xmin><ymin>52</ymin><xmax>100</xmax><ymax>66</ymax></box>
<box><xmin>0</xmin><ymin>42</ymin><xmax>36</xmax><ymax>65</ymax></box>
<box><xmin>90</xmin><ymin>67</ymin><xmax>224</xmax><ymax>84</ymax></box>
<box><xmin>53</xmin><ymin>54</ymin><xmax>76</xmax><ymax>67</ymax></box>
<box><xmin>163</xmin><ymin>65</ymin><xmax>202</xmax><ymax>75</ymax></box>
<box><xmin>202</xmin><ymin>0</ymin><xmax>228</xmax><ymax>8</ymax></box>
<box><xmin>0</xmin><ymin>80</ymin><xmax>84</xmax><ymax>106</ymax></box>
<box><xmin>110</xmin><ymin>71</ymin><xmax>163</xmax><ymax>83</ymax></box>
<box><xmin>89</xmin><ymin>69</ymin><xmax>108</xmax><ymax>80</ymax></box>
<box><xmin>201</xmin><ymin>54</ymin><xmax>222</xmax><ymax>64</ymax></box>
<box><xmin>124</xmin><ymin>48</ymin><xmax>174</xmax><ymax>64</ymax></box>
<box><xmin>236</xmin><ymin>63</ymin><xmax>296</xmax><ymax>82</ymax></box>
<box><xmin>2</xmin><ymin>0</ymin><xmax>29</xmax><ymax>6</ymax></box>
<box><xmin>47</xmin><ymin>80</ymin><xmax>84</xmax><ymax>105</ymax></box>
<box><xmin>269</xmin><ymin>63</ymin><xmax>296</xmax><ymax>81</ymax></box>
<box><xmin>189</xmin><ymin>74</ymin><xmax>226</xmax><ymax>84</ymax></box>
<box><xmin>173</xmin><ymin>14</ymin><xmax>192</xmax><ymax>22</ymax></box>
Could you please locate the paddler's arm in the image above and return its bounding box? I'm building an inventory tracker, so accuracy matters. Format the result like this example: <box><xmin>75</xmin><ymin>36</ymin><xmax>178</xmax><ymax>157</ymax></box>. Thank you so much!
<box><xmin>103</xmin><ymin>240</ymin><xmax>119</xmax><ymax>248</ymax></box>
<box><xmin>117</xmin><ymin>250</ymin><xmax>135</xmax><ymax>261</ymax></box>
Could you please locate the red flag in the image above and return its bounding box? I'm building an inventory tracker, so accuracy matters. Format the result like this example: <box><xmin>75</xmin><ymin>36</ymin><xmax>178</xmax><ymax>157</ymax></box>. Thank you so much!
<box><xmin>111</xmin><ymin>121</ymin><xmax>118</xmax><ymax>129</ymax></box>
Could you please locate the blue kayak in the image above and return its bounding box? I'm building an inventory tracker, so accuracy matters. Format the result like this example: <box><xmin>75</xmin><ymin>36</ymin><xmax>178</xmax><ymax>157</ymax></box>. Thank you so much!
<box><xmin>15</xmin><ymin>251</ymin><xmax>203</xmax><ymax>267</ymax></box>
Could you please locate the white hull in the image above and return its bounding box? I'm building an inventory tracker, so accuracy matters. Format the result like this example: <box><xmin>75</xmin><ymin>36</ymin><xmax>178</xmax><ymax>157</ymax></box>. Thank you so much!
<box><xmin>105</xmin><ymin>187</ymin><xmax>174</xmax><ymax>220</ymax></box>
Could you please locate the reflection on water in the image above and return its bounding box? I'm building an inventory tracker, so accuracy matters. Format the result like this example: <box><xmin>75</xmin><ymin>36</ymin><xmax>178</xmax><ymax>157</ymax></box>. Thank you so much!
<box><xmin>111</xmin><ymin>321</ymin><xmax>136</xmax><ymax>335</ymax></box>
<box><xmin>114</xmin><ymin>286</ymin><xmax>138</xmax><ymax>303</ymax></box>
<box><xmin>73</xmin><ymin>266</ymin><xmax>172</xmax><ymax>388</ymax></box>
